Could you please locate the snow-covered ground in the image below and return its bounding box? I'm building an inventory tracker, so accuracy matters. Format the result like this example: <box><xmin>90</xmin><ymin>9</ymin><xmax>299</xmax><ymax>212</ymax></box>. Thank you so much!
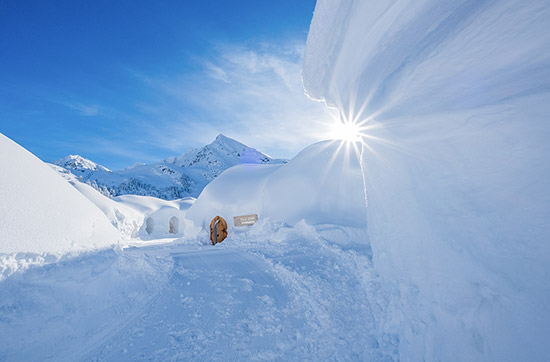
<box><xmin>0</xmin><ymin>133</ymin><xmax>392</xmax><ymax>361</ymax></box>
<box><xmin>1</xmin><ymin>0</ymin><xmax>549</xmax><ymax>360</ymax></box>
<box><xmin>0</xmin><ymin>221</ymin><xmax>397</xmax><ymax>361</ymax></box>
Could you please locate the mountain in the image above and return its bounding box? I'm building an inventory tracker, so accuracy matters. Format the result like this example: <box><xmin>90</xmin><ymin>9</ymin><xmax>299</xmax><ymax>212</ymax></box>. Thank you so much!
<box><xmin>54</xmin><ymin>154</ymin><xmax>111</xmax><ymax>172</ymax></box>
<box><xmin>169</xmin><ymin>134</ymin><xmax>277</xmax><ymax>168</ymax></box>
<box><xmin>52</xmin><ymin>134</ymin><xmax>287</xmax><ymax>200</ymax></box>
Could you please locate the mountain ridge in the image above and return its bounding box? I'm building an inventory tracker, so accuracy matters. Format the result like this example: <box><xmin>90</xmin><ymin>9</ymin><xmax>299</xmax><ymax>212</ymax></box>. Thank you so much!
<box><xmin>52</xmin><ymin>134</ymin><xmax>287</xmax><ymax>200</ymax></box>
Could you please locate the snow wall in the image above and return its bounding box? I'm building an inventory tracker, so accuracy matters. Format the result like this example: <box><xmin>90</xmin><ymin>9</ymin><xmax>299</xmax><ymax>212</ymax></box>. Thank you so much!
<box><xmin>0</xmin><ymin>133</ymin><xmax>120</xmax><ymax>255</ymax></box>
<box><xmin>303</xmin><ymin>1</ymin><xmax>550</xmax><ymax>361</ymax></box>
<box><xmin>186</xmin><ymin>140</ymin><xmax>367</xmax><ymax>233</ymax></box>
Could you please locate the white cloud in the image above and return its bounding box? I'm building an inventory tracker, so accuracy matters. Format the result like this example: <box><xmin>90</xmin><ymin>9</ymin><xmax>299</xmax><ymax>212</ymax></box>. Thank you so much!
<box><xmin>129</xmin><ymin>40</ymin><xmax>337</xmax><ymax>159</ymax></box>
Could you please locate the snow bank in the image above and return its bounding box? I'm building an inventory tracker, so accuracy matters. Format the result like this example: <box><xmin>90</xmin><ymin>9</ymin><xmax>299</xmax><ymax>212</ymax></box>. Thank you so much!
<box><xmin>186</xmin><ymin>141</ymin><xmax>367</xmax><ymax>234</ymax></box>
<box><xmin>304</xmin><ymin>1</ymin><xmax>550</xmax><ymax>361</ymax></box>
<box><xmin>0</xmin><ymin>134</ymin><xmax>120</xmax><ymax>257</ymax></box>
<box><xmin>49</xmin><ymin>162</ymin><xmax>196</xmax><ymax>242</ymax></box>
<box><xmin>49</xmin><ymin>164</ymin><xmax>143</xmax><ymax>239</ymax></box>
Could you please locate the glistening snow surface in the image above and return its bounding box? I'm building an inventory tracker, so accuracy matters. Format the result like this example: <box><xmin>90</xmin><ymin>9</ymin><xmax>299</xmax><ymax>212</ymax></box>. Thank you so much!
<box><xmin>0</xmin><ymin>134</ymin><xmax>119</xmax><ymax>255</ymax></box>
<box><xmin>186</xmin><ymin>140</ymin><xmax>367</xmax><ymax>231</ymax></box>
<box><xmin>2</xmin><ymin>0</ymin><xmax>549</xmax><ymax>360</ymax></box>
<box><xmin>0</xmin><ymin>223</ymin><xmax>395</xmax><ymax>361</ymax></box>
<box><xmin>0</xmin><ymin>134</ymin><xmax>394</xmax><ymax>360</ymax></box>
<box><xmin>303</xmin><ymin>0</ymin><xmax>550</xmax><ymax>361</ymax></box>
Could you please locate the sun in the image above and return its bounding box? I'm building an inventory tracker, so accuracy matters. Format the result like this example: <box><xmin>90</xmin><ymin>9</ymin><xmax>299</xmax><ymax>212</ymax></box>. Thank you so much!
<box><xmin>329</xmin><ymin>121</ymin><xmax>363</xmax><ymax>143</ymax></box>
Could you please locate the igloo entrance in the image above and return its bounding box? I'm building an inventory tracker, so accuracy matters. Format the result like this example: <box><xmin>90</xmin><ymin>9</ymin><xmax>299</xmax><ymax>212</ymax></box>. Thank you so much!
<box><xmin>169</xmin><ymin>216</ymin><xmax>179</xmax><ymax>234</ymax></box>
<box><xmin>145</xmin><ymin>217</ymin><xmax>154</xmax><ymax>235</ymax></box>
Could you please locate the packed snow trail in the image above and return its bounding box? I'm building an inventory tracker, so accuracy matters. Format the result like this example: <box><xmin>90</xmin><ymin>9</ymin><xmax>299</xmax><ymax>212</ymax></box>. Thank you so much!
<box><xmin>0</xmin><ymin>222</ymin><xmax>397</xmax><ymax>361</ymax></box>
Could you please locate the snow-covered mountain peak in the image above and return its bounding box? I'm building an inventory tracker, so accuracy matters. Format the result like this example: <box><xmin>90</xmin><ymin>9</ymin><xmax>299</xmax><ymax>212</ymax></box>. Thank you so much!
<box><xmin>54</xmin><ymin>155</ymin><xmax>110</xmax><ymax>172</ymax></box>
<box><xmin>53</xmin><ymin>135</ymin><xmax>287</xmax><ymax>200</ymax></box>
<box><xmin>211</xmin><ymin>133</ymin><xmax>248</xmax><ymax>150</ymax></box>
<box><xmin>172</xmin><ymin>134</ymin><xmax>285</xmax><ymax>169</ymax></box>
<box><xmin>214</xmin><ymin>133</ymin><xmax>231</xmax><ymax>143</ymax></box>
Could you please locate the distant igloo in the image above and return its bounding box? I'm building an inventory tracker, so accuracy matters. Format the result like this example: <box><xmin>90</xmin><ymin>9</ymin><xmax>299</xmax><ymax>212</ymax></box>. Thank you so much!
<box><xmin>145</xmin><ymin>217</ymin><xmax>154</xmax><ymax>235</ymax></box>
<box><xmin>169</xmin><ymin>216</ymin><xmax>179</xmax><ymax>234</ymax></box>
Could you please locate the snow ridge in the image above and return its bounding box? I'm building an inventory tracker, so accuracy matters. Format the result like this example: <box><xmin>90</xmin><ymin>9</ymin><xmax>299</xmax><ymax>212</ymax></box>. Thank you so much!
<box><xmin>0</xmin><ymin>133</ymin><xmax>119</xmax><ymax>256</ymax></box>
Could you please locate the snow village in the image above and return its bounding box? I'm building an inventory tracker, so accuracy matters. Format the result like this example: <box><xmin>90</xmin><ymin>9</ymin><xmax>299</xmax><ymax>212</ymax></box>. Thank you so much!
<box><xmin>1</xmin><ymin>0</ymin><xmax>549</xmax><ymax>361</ymax></box>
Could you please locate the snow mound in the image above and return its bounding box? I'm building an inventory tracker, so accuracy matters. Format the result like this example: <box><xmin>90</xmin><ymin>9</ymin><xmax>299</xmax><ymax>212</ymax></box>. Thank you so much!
<box><xmin>304</xmin><ymin>1</ymin><xmax>550</xmax><ymax>361</ymax></box>
<box><xmin>114</xmin><ymin>194</ymin><xmax>193</xmax><ymax>215</ymax></box>
<box><xmin>0</xmin><ymin>133</ymin><xmax>119</xmax><ymax>256</ymax></box>
<box><xmin>48</xmin><ymin>163</ymin><xmax>145</xmax><ymax>239</ymax></box>
<box><xmin>49</xmin><ymin>163</ymin><xmax>196</xmax><ymax>242</ymax></box>
<box><xmin>186</xmin><ymin>141</ymin><xmax>367</xmax><ymax>234</ymax></box>
<box><xmin>115</xmin><ymin>195</ymin><xmax>195</xmax><ymax>240</ymax></box>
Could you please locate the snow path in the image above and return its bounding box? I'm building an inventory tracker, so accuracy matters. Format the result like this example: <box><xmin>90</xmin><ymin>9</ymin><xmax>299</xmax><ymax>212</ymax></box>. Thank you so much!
<box><xmin>0</xmin><ymin>223</ymin><xmax>397</xmax><ymax>361</ymax></box>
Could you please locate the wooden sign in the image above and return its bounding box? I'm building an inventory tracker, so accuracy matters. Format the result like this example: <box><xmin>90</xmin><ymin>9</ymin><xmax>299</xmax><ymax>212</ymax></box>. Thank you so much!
<box><xmin>233</xmin><ymin>214</ymin><xmax>258</xmax><ymax>227</ymax></box>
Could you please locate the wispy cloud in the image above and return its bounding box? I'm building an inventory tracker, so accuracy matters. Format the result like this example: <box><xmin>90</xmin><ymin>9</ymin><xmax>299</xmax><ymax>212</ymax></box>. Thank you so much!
<box><xmin>205</xmin><ymin>62</ymin><xmax>231</xmax><ymax>83</ymax></box>
<box><xmin>130</xmin><ymin>40</ymin><xmax>336</xmax><ymax>159</ymax></box>
<box><xmin>64</xmin><ymin>102</ymin><xmax>102</xmax><ymax>116</ymax></box>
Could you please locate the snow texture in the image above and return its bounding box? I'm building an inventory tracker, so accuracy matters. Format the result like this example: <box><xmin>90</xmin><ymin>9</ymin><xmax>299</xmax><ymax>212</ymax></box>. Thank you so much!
<box><xmin>0</xmin><ymin>134</ymin><xmax>119</xmax><ymax>257</ymax></box>
<box><xmin>1</xmin><ymin>133</ymin><xmax>391</xmax><ymax>360</ymax></box>
<box><xmin>1</xmin><ymin>1</ymin><xmax>549</xmax><ymax>359</ymax></box>
<box><xmin>50</xmin><ymin>163</ymin><xmax>196</xmax><ymax>241</ymax></box>
<box><xmin>304</xmin><ymin>1</ymin><xmax>550</xmax><ymax>361</ymax></box>
<box><xmin>186</xmin><ymin>140</ymin><xmax>367</xmax><ymax>232</ymax></box>
<box><xmin>0</xmin><ymin>221</ymin><xmax>394</xmax><ymax>361</ymax></box>
<box><xmin>48</xmin><ymin>164</ymin><xmax>144</xmax><ymax>240</ymax></box>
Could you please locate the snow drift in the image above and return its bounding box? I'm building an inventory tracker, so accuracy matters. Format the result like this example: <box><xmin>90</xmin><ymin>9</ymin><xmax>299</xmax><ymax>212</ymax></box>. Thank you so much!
<box><xmin>0</xmin><ymin>133</ymin><xmax>119</xmax><ymax>256</ymax></box>
<box><xmin>49</xmin><ymin>163</ymin><xmax>144</xmax><ymax>239</ymax></box>
<box><xmin>49</xmin><ymin>162</ymin><xmax>197</xmax><ymax>244</ymax></box>
<box><xmin>304</xmin><ymin>1</ymin><xmax>550</xmax><ymax>361</ymax></box>
<box><xmin>186</xmin><ymin>140</ymin><xmax>367</xmax><ymax>233</ymax></box>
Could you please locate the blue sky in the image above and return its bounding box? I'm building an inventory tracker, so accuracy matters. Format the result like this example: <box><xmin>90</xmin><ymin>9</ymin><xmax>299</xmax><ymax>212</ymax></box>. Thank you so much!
<box><xmin>0</xmin><ymin>0</ymin><xmax>334</xmax><ymax>169</ymax></box>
